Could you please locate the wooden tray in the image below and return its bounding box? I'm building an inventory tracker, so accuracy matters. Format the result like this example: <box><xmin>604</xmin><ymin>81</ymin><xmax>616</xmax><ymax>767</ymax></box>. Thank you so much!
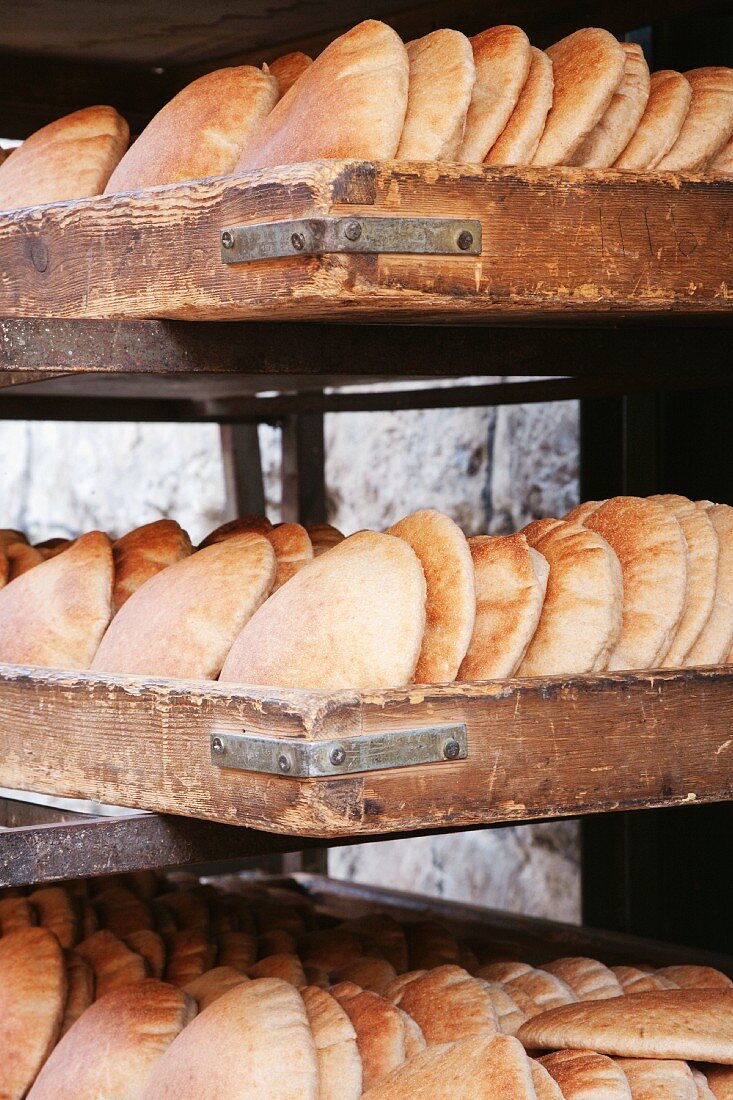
<box><xmin>1</xmin><ymin>664</ymin><xmax>731</xmax><ymax>838</ymax></box>
<box><xmin>0</xmin><ymin>161</ymin><xmax>730</xmax><ymax>322</ymax></box>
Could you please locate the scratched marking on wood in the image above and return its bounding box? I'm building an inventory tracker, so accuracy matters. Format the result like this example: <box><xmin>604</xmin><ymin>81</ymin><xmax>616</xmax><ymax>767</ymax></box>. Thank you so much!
<box><xmin>0</xmin><ymin>162</ymin><xmax>728</xmax><ymax>321</ymax></box>
<box><xmin>0</xmin><ymin>664</ymin><xmax>730</xmax><ymax>837</ymax></box>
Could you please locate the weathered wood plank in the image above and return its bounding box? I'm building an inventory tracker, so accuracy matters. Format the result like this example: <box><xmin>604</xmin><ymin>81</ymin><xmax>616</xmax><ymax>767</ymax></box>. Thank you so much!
<box><xmin>0</xmin><ymin>665</ymin><xmax>730</xmax><ymax>838</ymax></box>
<box><xmin>0</xmin><ymin>162</ymin><xmax>729</xmax><ymax>322</ymax></box>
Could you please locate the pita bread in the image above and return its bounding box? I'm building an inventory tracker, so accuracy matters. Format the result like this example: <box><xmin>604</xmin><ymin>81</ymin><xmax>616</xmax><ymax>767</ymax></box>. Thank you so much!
<box><xmin>519</xmin><ymin>519</ymin><xmax>623</xmax><ymax>675</ymax></box>
<box><xmin>0</xmin><ymin>895</ymin><xmax>37</xmax><ymax>934</ymax></box>
<box><xmin>0</xmin><ymin>530</ymin><xmax>113</xmax><ymax>669</ymax></box>
<box><xmin>93</xmin><ymin>884</ymin><xmax>154</xmax><ymax>937</ymax></box>
<box><xmin>301</xmin><ymin>986</ymin><xmax>362</xmax><ymax>1100</ymax></box>
<box><xmin>533</xmin><ymin>28</ymin><xmax>626</xmax><ymax>165</ymax></box>
<box><xmin>92</xmin><ymin>531</ymin><xmax>276</xmax><ymax>679</ymax></box>
<box><xmin>124</xmin><ymin>930</ymin><xmax>166</xmax><ymax>980</ymax></box>
<box><xmin>60</xmin><ymin>950</ymin><xmax>94</xmax><ymax>1036</ymax></box>
<box><xmin>220</xmin><ymin>530</ymin><xmax>426</xmax><ymax>690</ymax></box>
<box><xmin>112</xmin><ymin>519</ymin><xmax>192</xmax><ymax>611</ymax></box>
<box><xmin>7</xmin><ymin>542</ymin><xmax>43</xmax><ymax>579</ymax></box>
<box><xmin>199</xmin><ymin>515</ymin><xmax>272</xmax><ymax>548</ymax></box>
<box><xmin>710</xmin><ymin>134</ymin><xmax>733</xmax><ymax>176</ymax></box>
<box><xmin>269</xmin><ymin>52</ymin><xmax>312</xmax><ymax>95</ymax></box>
<box><xmin>156</xmin><ymin>888</ymin><xmax>211</xmax><ymax>933</ymax></box>
<box><xmin>393</xmin><ymin>965</ymin><xmax>499</xmax><ymax>1045</ymax></box>
<box><xmin>143</xmin><ymin>978</ymin><xmax>318</xmax><ymax>1099</ymax></box>
<box><xmin>267</xmin><ymin>523</ymin><xmax>313</xmax><ymax>591</ymax></box>
<box><xmin>0</xmin><ymin>105</ymin><xmax>129</xmax><ymax>210</ymax></box>
<box><xmin>618</xmin><ymin>1058</ymin><xmax>698</xmax><ymax>1099</ymax></box>
<box><xmin>481</xmin><ymin>980</ymin><xmax>528</xmax><ymax>1036</ymax></box>
<box><xmin>569</xmin><ymin>42</ymin><xmax>650</xmax><ymax>167</ymax></box>
<box><xmin>615</xmin><ymin>70</ymin><xmax>693</xmax><ymax>170</ymax></box>
<box><xmin>0</xmin><ymin>927</ymin><xmax>66</xmax><ymax>1099</ymax></box>
<box><xmin>532</xmin><ymin>1060</ymin><xmax>566</xmax><ymax>1099</ymax></box>
<box><xmin>458</xmin><ymin>533</ymin><xmax>548</xmax><ymax>680</ymax></box>
<box><xmin>566</xmin><ymin>500</ymin><xmax>603</xmax><ymax>525</ymax></box>
<box><xmin>0</xmin><ymin>529</ymin><xmax>27</xmax><ymax>552</ymax></box>
<box><xmin>0</xmin><ymin>546</ymin><xmax>7</xmax><ymax>589</ymax></box>
<box><xmin>29</xmin><ymin>886</ymin><xmax>79</xmax><ymax>949</ymax></box>
<box><xmin>396</xmin><ymin>30</ymin><xmax>475</xmax><ymax>161</ymax></box>
<box><xmin>332</xmin><ymin>986</ymin><xmax>416</xmax><ymax>1089</ymax></box>
<box><xmin>249</xmin><ymin>953</ymin><xmax>307</xmax><ymax>987</ymax></box>
<box><xmin>458</xmin><ymin>25</ymin><xmax>532</xmax><ymax>163</ymax></box>
<box><xmin>338</xmin><ymin>914</ymin><xmax>408</xmax><ymax>974</ymax></box>
<box><xmin>502</xmin><ymin>966</ymin><xmax>577</xmax><ymax>1015</ymax></box>
<box><xmin>649</xmin><ymin>495</ymin><xmax>718</xmax><ymax>665</ymax></box>
<box><xmin>165</xmin><ymin>930</ymin><xmax>215</xmax><ymax>987</ymax></box>
<box><xmin>107</xmin><ymin>67</ymin><xmax>278</xmax><ymax>192</ymax></box>
<box><xmin>388</xmin><ymin>510</ymin><xmax>474</xmax><ymax>683</ymax></box>
<box><xmin>539</xmin><ymin>1049</ymin><xmax>633</xmax><ymax>1098</ymax></box>
<box><xmin>361</xmin><ymin>1033</ymin><xmax>537</xmax><ymax>1100</ymax></box>
<box><xmin>486</xmin><ymin>47</ymin><xmax>554</xmax><ymax>165</ymax></box>
<box><xmin>692</xmin><ymin>1067</ymin><xmax>718</xmax><ymax>1099</ymax></box>
<box><xmin>518</xmin><ymin>990</ymin><xmax>733</xmax><ymax>1062</ymax></box>
<box><xmin>332</xmin><ymin>957</ymin><xmax>398</xmax><ymax>994</ymax></box>
<box><xmin>406</xmin><ymin>922</ymin><xmax>461</xmax><ymax>970</ymax></box>
<box><xmin>657</xmin><ymin>67</ymin><xmax>733</xmax><ymax>171</ymax></box>
<box><xmin>300</xmin><ymin>929</ymin><xmax>368</xmax><ymax>972</ymax></box>
<box><xmin>687</xmin><ymin>504</ymin><xmax>733</xmax><ymax>664</ymax></box>
<box><xmin>706</xmin><ymin>1066</ymin><xmax>733</xmax><ymax>1098</ymax></box>
<box><xmin>29</xmin><ymin>978</ymin><xmax>195</xmax><ymax>1100</ymax></box>
<box><xmin>384</xmin><ymin>971</ymin><xmax>428</xmax><ymax>1003</ymax></box>
<box><xmin>307</xmin><ymin>524</ymin><xmax>345</xmax><ymax>556</ymax></box>
<box><xmin>76</xmin><ymin>929</ymin><xmax>148</xmax><ymax>999</ymax></box>
<box><xmin>656</xmin><ymin>966</ymin><xmax>733</xmax><ymax>991</ymax></box>
<box><xmin>578</xmin><ymin>497</ymin><xmax>688</xmax><ymax>669</ymax></box>
<box><xmin>184</xmin><ymin>966</ymin><xmax>249</xmax><ymax>1010</ymax></box>
<box><xmin>612</xmin><ymin>966</ymin><xmax>676</xmax><ymax>994</ymax></box>
<box><xmin>217</xmin><ymin>930</ymin><xmax>257</xmax><ymax>971</ymax></box>
<box><xmin>542</xmin><ymin>957</ymin><xmax>623</xmax><ymax>1000</ymax></box>
<box><xmin>236</xmin><ymin>21</ymin><xmax>408</xmax><ymax>172</ymax></box>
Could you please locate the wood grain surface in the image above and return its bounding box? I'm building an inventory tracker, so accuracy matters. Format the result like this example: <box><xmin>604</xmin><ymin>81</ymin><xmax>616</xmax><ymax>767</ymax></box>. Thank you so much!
<box><xmin>0</xmin><ymin>161</ymin><xmax>729</xmax><ymax>322</ymax></box>
<box><xmin>0</xmin><ymin>664</ymin><xmax>730</xmax><ymax>838</ymax></box>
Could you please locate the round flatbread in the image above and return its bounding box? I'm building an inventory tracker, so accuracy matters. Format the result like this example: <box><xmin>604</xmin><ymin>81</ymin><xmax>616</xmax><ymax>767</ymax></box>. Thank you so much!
<box><xmin>397</xmin><ymin>30</ymin><xmax>475</xmax><ymax>161</ymax></box>
<box><xmin>533</xmin><ymin>28</ymin><xmax>626</xmax><ymax>166</ymax></box>
<box><xmin>687</xmin><ymin>503</ymin><xmax>733</xmax><ymax>664</ymax></box>
<box><xmin>268</xmin><ymin>52</ymin><xmax>312</xmax><ymax>95</ymax></box>
<box><xmin>485</xmin><ymin>47</ymin><xmax>554</xmax><ymax>165</ymax></box>
<box><xmin>615</xmin><ymin>70</ymin><xmax>692</xmax><ymax>171</ymax></box>
<box><xmin>657</xmin><ymin>67</ymin><xmax>733</xmax><ymax>172</ymax></box>
<box><xmin>539</xmin><ymin>1049</ymin><xmax>633</xmax><ymax>1099</ymax></box>
<box><xmin>458</xmin><ymin>25</ymin><xmax>532</xmax><ymax>163</ymax></box>
<box><xmin>570</xmin><ymin>42</ymin><xmax>650</xmax><ymax>167</ymax></box>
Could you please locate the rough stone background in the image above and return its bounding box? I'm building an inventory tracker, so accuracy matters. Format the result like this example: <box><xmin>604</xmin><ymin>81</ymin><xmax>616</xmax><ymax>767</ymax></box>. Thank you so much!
<box><xmin>0</xmin><ymin>392</ymin><xmax>581</xmax><ymax>922</ymax></box>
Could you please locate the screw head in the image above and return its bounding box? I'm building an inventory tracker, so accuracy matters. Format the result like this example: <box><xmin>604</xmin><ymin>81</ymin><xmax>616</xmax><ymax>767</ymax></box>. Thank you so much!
<box><xmin>291</xmin><ymin>232</ymin><xmax>306</xmax><ymax>251</ymax></box>
<box><xmin>443</xmin><ymin>738</ymin><xmax>461</xmax><ymax>761</ymax></box>
<box><xmin>278</xmin><ymin>754</ymin><xmax>292</xmax><ymax>773</ymax></box>
<box><xmin>221</xmin><ymin>230</ymin><xmax>234</xmax><ymax>250</ymax></box>
<box><xmin>211</xmin><ymin>736</ymin><xmax>224</xmax><ymax>755</ymax></box>
<box><xmin>344</xmin><ymin>221</ymin><xmax>362</xmax><ymax>242</ymax></box>
<box><xmin>329</xmin><ymin>746</ymin><xmax>346</xmax><ymax>767</ymax></box>
<box><xmin>456</xmin><ymin>230</ymin><xmax>474</xmax><ymax>252</ymax></box>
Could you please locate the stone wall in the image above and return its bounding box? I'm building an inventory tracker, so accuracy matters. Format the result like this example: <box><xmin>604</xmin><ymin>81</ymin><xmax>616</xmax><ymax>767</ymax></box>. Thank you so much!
<box><xmin>0</xmin><ymin>392</ymin><xmax>582</xmax><ymax>922</ymax></box>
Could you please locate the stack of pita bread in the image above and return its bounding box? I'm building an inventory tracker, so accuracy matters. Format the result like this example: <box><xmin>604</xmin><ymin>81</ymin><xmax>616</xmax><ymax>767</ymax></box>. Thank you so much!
<box><xmin>1</xmin><ymin>870</ymin><xmax>731</xmax><ymax>1098</ymax></box>
<box><xmin>0</xmin><ymin>495</ymin><xmax>731</xmax><ymax>687</ymax></box>
<box><xmin>0</xmin><ymin>20</ymin><xmax>730</xmax><ymax>211</ymax></box>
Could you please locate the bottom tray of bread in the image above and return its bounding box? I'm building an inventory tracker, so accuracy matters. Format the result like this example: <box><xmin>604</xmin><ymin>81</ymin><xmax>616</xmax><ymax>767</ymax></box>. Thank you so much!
<box><xmin>2</xmin><ymin>870</ymin><xmax>731</xmax><ymax>1098</ymax></box>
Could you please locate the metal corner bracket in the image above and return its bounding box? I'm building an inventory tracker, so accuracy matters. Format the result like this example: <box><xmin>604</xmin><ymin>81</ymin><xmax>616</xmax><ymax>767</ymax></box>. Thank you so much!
<box><xmin>220</xmin><ymin>217</ymin><xmax>482</xmax><ymax>263</ymax></box>
<box><xmin>210</xmin><ymin>723</ymin><xmax>468</xmax><ymax>779</ymax></box>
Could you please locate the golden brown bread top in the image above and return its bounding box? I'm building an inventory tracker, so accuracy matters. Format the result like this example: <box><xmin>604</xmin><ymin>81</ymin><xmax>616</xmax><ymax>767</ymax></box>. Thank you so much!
<box><xmin>361</xmin><ymin>1033</ymin><xmax>538</xmax><ymax>1099</ymax></box>
<box><xmin>615</xmin><ymin>70</ymin><xmax>693</xmax><ymax>170</ymax></box>
<box><xmin>249</xmin><ymin>952</ymin><xmax>307</xmax><ymax>987</ymax></box>
<box><xmin>617</xmin><ymin>1057</ymin><xmax>699</xmax><ymax>1099</ymax></box>
<box><xmin>268</xmin><ymin>51</ymin><xmax>312</xmax><ymax>95</ymax></box>
<box><xmin>7</xmin><ymin>541</ymin><xmax>44</xmax><ymax>579</ymax></box>
<box><xmin>533</xmin><ymin>28</ymin><xmax>626</xmax><ymax>165</ymax></box>
<box><xmin>123</xmin><ymin>930</ymin><xmax>166</xmax><ymax>980</ymax></box>
<box><xmin>220</xmin><ymin>530</ymin><xmax>426</xmax><ymax>690</ymax></box>
<box><xmin>199</xmin><ymin>514</ymin><xmax>273</xmax><ymax>548</ymax></box>
<box><xmin>485</xmin><ymin>46</ymin><xmax>554</xmax><ymax>165</ymax></box>
<box><xmin>458</xmin><ymin>532</ymin><xmax>548</xmax><ymax>681</ymax></box>
<box><xmin>112</xmin><ymin>519</ymin><xmax>192</xmax><ymax>612</ymax></box>
<box><xmin>532</xmin><ymin>1060</ymin><xmax>566</xmax><ymax>1099</ymax></box>
<box><xmin>235</xmin><ymin>20</ymin><xmax>409</xmax><ymax>172</ymax></box>
<box><xmin>0</xmin><ymin>894</ymin><xmax>37</xmax><ymax>934</ymax></box>
<box><xmin>388</xmin><ymin>509</ymin><xmax>474</xmax><ymax>684</ymax></box>
<box><xmin>657</xmin><ymin>67</ymin><xmax>733</xmax><ymax>171</ymax></box>
<box><xmin>217</xmin><ymin>929</ymin><xmax>257</xmax><ymax>971</ymax></box>
<box><xmin>686</xmin><ymin>503</ymin><xmax>733</xmax><ymax>664</ymax></box>
<box><xmin>656</xmin><ymin>966</ymin><xmax>733</xmax><ymax>990</ymax></box>
<box><xmin>539</xmin><ymin>1049</ymin><xmax>633</xmax><ymax>1098</ymax></box>
<box><xmin>75</xmin><ymin>929</ymin><xmax>148</xmax><ymax>999</ymax></box>
<box><xmin>301</xmin><ymin>985</ymin><xmax>363</xmax><ymax>1100</ymax></box>
<box><xmin>332</xmin><ymin>956</ymin><xmax>398</xmax><ymax>994</ymax></box>
<box><xmin>396</xmin><ymin>30</ymin><xmax>475</xmax><ymax>161</ymax></box>
<box><xmin>0</xmin><ymin>530</ymin><xmax>113</xmax><ymax>670</ymax></box>
<box><xmin>106</xmin><ymin>66</ymin><xmax>278</xmax><ymax>192</ymax></box>
<box><xmin>183</xmin><ymin>966</ymin><xmax>249</xmax><ymax>1010</ymax></box>
<box><xmin>0</xmin><ymin>105</ymin><xmax>129</xmax><ymax>210</ymax></box>
<box><xmin>267</xmin><ymin>522</ymin><xmax>313</xmax><ymax>591</ymax></box>
<box><xmin>541</xmin><ymin>956</ymin><xmax>624</xmax><ymax>1001</ymax></box>
<box><xmin>0</xmin><ymin>527</ymin><xmax>27</xmax><ymax>552</ymax></box>
<box><xmin>612</xmin><ymin>965</ymin><xmax>677</xmax><ymax>994</ymax></box>
<box><xmin>393</xmin><ymin>964</ymin><xmax>499</xmax><ymax>1045</ymax></box>
<box><xmin>92</xmin><ymin>531</ymin><xmax>276</xmax><ymax>680</ymax></box>
<box><xmin>307</xmin><ymin>523</ymin><xmax>345</xmax><ymax>556</ymax></box>
<box><xmin>29</xmin><ymin>978</ymin><xmax>195</xmax><ymax>1100</ymax></box>
<box><xmin>569</xmin><ymin>42</ymin><xmax>650</xmax><ymax>167</ymax></box>
<box><xmin>332</xmin><ymin>986</ymin><xmax>415</xmax><ymax>1089</ymax></box>
<box><xmin>458</xmin><ymin>24</ymin><xmax>532</xmax><ymax>163</ymax></box>
<box><xmin>0</xmin><ymin>927</ymin><xmax>66</xmax><ymax>1100</ymax></box>
<box><xmin>518</xmin><ymin>989</ymin><xmax>733</xmax><ymax>1062</ymax></box>
<box><xmin>28</xmin><ymin>885</ymin><xmax>79</xmax><ymax>950</ymax></box>
<box><xmin>141</xmin><ymin>978</ymin><xmax>318</xmax><ymax>1099</ymax></box>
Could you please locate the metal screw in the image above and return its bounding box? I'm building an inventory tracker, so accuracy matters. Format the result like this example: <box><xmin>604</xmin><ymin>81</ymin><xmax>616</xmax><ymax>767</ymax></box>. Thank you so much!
<box><xmin>443</xmin><ymin>738</ymin><xmax>461</xmax><ymax>761</ymax></box>
<box><xmin>344</xmin><ymin>221</ymin><xmax>362</xmax><ymax>242</ymax></box>
<box><xmin>221</xmin><ymin>230</ymin><xmax>234</xmax><ymax>249</ymax></box>
<box><xmin>456</xmin><ymin>230</ymin><xmax>474</xmax><ymax>252</ymax></box>
<box><xmin>291</xmin><ymin>232</ymin><xmax>306</xmax><ymax>251</ymax></box>
<box><xmin>329</xmin><ymin>746</ymin><xmax>346</xmax><ymax>767</ymax></box>
<box><xmin>211</xmin><ymin>736</ymin><xmax>224</xmax><ymax>755</ymax></box>
<box><xmin>278</xmin><ymin>754</ymin><xmax>292</xmax><ymax>773</ymax></box>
